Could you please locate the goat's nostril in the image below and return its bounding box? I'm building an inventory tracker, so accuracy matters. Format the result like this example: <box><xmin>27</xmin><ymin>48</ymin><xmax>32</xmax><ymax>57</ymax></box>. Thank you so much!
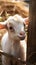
<box><xmin>20</xmin><ymin>32</ymin><xmax>25</xmax><ymax>35</ymax></box>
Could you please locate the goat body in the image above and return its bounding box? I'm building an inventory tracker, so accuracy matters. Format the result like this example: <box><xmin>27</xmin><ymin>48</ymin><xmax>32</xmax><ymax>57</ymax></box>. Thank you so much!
<box><xmin>1</xmin><ymin>14</ymin><xmax>27</xmax><ymax>65</ymax></box>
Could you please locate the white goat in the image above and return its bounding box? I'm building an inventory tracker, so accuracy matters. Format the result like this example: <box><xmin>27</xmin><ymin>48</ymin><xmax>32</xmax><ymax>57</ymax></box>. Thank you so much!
<box><xmin>1</xmin><ymin>14</ymin><xmax>27</xmax><ymax>65</ymax></box>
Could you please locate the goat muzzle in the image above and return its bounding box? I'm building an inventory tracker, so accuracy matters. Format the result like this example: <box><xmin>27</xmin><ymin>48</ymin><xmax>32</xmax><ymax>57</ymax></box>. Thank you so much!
<box><xmin>18</xmin><ymin>32</ymin><xmax>26</xmax><ymax>40</ymax></box>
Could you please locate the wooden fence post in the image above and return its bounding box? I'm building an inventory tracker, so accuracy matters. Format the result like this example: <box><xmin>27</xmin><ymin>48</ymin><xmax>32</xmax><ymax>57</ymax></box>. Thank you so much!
<box><xmin>27</xmin><ymin>0</ymin><xmax>36</xmax><ymax>64</ymax></box>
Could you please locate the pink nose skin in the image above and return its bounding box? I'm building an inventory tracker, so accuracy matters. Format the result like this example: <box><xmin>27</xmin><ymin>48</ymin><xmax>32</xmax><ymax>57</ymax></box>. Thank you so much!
<box><xmin>20</xmin><ymin>31</ymin><xmax>25</xmax><ymax>36</ymax></box>
<box><xmin>18</xmin><ymin>31</ymin><xmax>25</xmax><ymax>40</ymax></box>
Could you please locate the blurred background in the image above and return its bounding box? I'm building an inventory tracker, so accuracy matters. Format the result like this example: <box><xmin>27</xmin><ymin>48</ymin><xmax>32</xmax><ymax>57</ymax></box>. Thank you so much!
<box><xmin>0</xmin><ymin>0</ymin><xmax>30</xmax><ymax>3</ymax></box>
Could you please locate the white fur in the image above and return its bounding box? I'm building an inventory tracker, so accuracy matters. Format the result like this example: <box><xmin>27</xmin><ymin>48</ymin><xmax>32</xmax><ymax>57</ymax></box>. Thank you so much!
<box><xmin>1</xmin><ymin>14</ymin><xmax>27</xmax><ymax>65</ymax></box>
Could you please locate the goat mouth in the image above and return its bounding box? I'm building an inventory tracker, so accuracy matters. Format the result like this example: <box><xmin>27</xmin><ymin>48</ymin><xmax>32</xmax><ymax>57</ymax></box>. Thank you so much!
<box><xmin>18</xmin><ymin>34</ymin><xmax>25</xmax><ymax>40</ymax></box>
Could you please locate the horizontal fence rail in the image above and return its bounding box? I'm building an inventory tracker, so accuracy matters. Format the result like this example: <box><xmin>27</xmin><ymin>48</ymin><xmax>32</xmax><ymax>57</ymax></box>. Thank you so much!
<box><xmin>0</xmin><ymin>50</ymin><xmax>36</xmax><ymax>65</ymax></box>
<box><xmin>0</xmin><ymin>50</ymin><xmax>26</xmax><ymax>65</ymax></box>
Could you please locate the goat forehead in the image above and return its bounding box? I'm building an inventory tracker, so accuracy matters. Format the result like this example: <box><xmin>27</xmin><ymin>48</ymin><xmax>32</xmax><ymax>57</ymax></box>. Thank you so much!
<box><xmin>8</xmin><ymin>19</ymin><xmax>23</xmax><ymax>24</ymax></box>
<box><xmin>7</xmin><ymin>15</ymin><xmax>24</xmax><ymax>24</ymax></box>
<box><xmin>8</xmin><ymin>19</ymin><xmax>24</xmax><ymax>27</ymax></box>
<box><xmin>7</xmin><ymin>16</ymin><xmax>24</xmax><ymax>30</ymax></box>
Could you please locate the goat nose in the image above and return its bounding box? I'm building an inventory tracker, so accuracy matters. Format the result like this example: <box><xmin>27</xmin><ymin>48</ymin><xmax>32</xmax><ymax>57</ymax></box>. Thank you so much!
<box><xmin>20</xmin><ymin>31</ymin><xmax>25</xmax><ymax>35</ymax></box>
<box><xmin>18</xmin><ymin>31</ymin><xmax>25</xmax><ymax>40</ymax></box>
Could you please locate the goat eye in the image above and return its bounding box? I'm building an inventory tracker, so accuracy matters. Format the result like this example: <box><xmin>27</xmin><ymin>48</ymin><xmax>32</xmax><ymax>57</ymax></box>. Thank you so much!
<box><xmin>9</xmin><ymin>27</ymin><xmax>13</xmax><ymax>30</ymax></box>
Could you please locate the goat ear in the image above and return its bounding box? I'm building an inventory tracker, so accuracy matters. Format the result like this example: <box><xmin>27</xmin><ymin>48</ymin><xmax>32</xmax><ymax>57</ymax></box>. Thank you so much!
<box><xmin>0</xmin><ymin>21</ymin><xmax>7</xmax><ymax>29</ymax></box>
<box><xmin>23</xmin><ymin>17</ymin><xmax>29</xmax><ymax>25</ymax></box>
